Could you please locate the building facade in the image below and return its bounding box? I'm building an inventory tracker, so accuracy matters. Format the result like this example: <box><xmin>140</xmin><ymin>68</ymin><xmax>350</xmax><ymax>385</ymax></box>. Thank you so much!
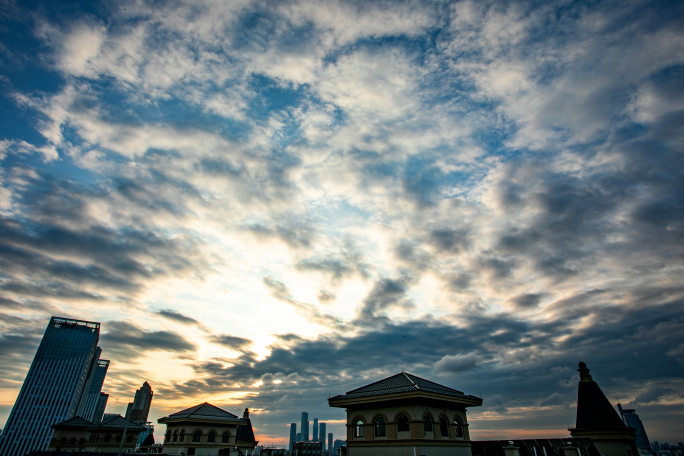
<box><xmin>76</xmin><ymin>352</ymin><xmax>110</xmax><ymax>422</ymax></box>
<box><xmin>158</xmin><ymin>402</ymin><xmax>258</xmax><ymax>455</ymax></box>
<box><xmin>48</xmin><ymin>414</ymin><xmax>146</xmax><ymax>453</ymax></box>
<box><xmin>0</xmin><ymin>317</ymin><xmax>102</xmax><ymax>456</ymax></box>
<box><xmin>301</xmin><ymin>412</ymin><xmax>310</xmax><ymax>442</ymax></box>
<box><xmin>618</xmin><ymin>403</ymin><xmax>653</xmax><ymax>455</ymax></box>
<box><xmin>329</xmin><ymin>372</ymin><xmax>482</xmax><ymax>456</ymax></box>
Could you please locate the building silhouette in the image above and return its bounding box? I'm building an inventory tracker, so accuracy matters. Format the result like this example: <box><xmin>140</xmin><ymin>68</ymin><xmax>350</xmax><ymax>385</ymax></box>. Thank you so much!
<box><xmin>0</xmin><ymin>317</ymin><xmax>102</xmax><ymax>456</ymax></box>
<box><xmin>289</xmin><ymin>422</ymin><xmax>297</xmax><ymax>451</ymax></box>
<box><xmin>569</xmin><ymin>362</ymin><xmax>639</xmax><ymax>456</ymax></box>
<box><xmin>328</xmin><ymin>432</ymin><xmax>333</xmax><ymax>454</ymax></box>
<box><xmin>319</xmin><ymin>422</ymin><xmax>326</xmax><ymax>450</ymax></box>
<box><xmin>301</xmin><ymin>412</ymin><xmax>309</xmax><ymax>442</ymax></box>
<box><xmin>126</xmin><ymin>381</ymin><xmax>153</xmax><ymax>423</ymax></box>
<box><xmin>618</xmin><ymin>403</ymin><xmax>653</xmax><ymax>454</ymax></box>
<box><xmin>313</xmin><ymin>417</ymin><xmax>319</xmax><ymax>442</ymax></box>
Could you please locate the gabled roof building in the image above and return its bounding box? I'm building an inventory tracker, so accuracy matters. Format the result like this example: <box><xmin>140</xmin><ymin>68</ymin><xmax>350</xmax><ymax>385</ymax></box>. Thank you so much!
<box><xmin>47</xmin><ymin>414</ymin><xmax>147</xmax><ymax>453</ymax></box>
<box><xmin>329</xmin><ymin>372</ymin><xmax>482</xmax><ymax>456</ymax></box>
<box><xmin>158</xmin><ymin>402</ymin><xmax>258</xmax><ymax>455</ymax></box>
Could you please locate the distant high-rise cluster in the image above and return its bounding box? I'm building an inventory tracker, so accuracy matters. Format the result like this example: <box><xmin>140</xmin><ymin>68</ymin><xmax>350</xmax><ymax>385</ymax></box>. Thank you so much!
<box><xmin>288</xmin><ymin>411</ymin><xmax>338</xmax><ymax>454</ymax></box>
<box><xmin>0</xmin><ymin>317</ymin><xmax>107</xmax><ymax>456</ymax></box>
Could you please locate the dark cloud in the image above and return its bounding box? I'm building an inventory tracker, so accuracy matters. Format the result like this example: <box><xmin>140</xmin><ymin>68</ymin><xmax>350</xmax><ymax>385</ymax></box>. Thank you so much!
<box><xmin>356</xmin><ymin>274</ymin><xmax>414</xmax><ymax>322</ymax></box>
<box><xmin>210</xmin><ymin>334</ymin><xmax>253</xmax><ymax>351</ymax></box>
<box><xmin>155</xmin><ymin>309</ymin><xmax>201</xmax><ymax>326</ymax></box>
<box><xmin>429</xmin><ymin>229</ymin><xmax>470</xmax><ymax>252</ymax></box>
<box><xmin>509</xmin><ymin>293</ymin><xmax>545</xmax><ymax>309</ymax></box>
<box><xmin>101</xmin><ymin>321</ymin><xmax>197</xmax><ymax>360</ymax></box>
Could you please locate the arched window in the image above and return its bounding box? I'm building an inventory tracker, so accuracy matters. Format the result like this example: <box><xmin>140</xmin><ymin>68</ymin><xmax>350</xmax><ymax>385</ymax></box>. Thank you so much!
<box><xmin>397</xmin><ymin>414</ymin><xmax>410</xmax><ymax>432</ymax></box>
<box><xmin>222</xmin><ymin>432</ymin><xmax>231</xmax><ymax>443</ymax></box>
<box><xmin>69</xmin><ymin>437</ymin><xmax>76</xmax><ymax>445</ymax></box>
<box><xmin>116</xmin><ymin>434</ymin><xmax>122</xmax><ymax>442</ymax></box>
<box><xmin>173</xmin><ymin>430</ymin><xmax>178</xmax><ymax>442</ymax></box>
<box><xmin>127</xmin><ymin>434</ymin><xmax>134</xmax><ymax>442</ymax></box>
<box><xmin>208</xmin><ymin>431</ymin><xmax>216</xmax><ymax>443</ymax></box>
<box><xmin>424</xmin><ymin>415</ymin><xmax>433</xmax><ymax>432</ymax></box>
<box><xmin>454</xmin><ymin>418</ymin><xmax>463</xmax><ymax>437</ymax></box>
<box><xmin>193</xmin><ymin>430</ymin><xmax>202</xmax><ymax>442</ymax></box>
<box><xmin>79</xmin><ymin>438</ymin><xmax>86</xmax><ymax>445</ymax></box>
<box><xmin>374</xmin><ymin>417</ymin><xmax>386</xmax><ymax>437</ymax></box>
<box><xmin>440</xmin><ymin>417</ymin><xmax>449</xmax><ymax>437</ymax></box>
<box><xmin>165</xmin><ymin>431</ymin><xmax>171</xmax><ymax>443</ymax></box>
<box><xmin>180</xmin><ymin>429</ymin><xmax>185</xmax><ymax>442</ymax></box>
<box><xmin>60</xmin><ymin>437</ymin><xmax>67</xmax><ymax>445</ymax></box>
<box><xmin>353</xmin><ymin>419</ymin><xmax>365</xmax><ymax>438</ymax></box>
<box><xmin>104</xmin><ymin>434</ymin><xmax>111</xmax><ymax>443</ymax></box>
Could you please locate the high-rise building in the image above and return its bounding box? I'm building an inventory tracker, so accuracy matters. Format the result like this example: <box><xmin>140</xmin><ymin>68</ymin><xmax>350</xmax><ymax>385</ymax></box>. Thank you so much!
<box><xmin>93</xmin><ymin>392</ymin><xmax>109</xmax><ymax>424</ymax></box>
<box><xmin>313</xmin><ymin>418</ymin><xmax>319</xmax><ymax>442</ymax></box>
<box><xmin>126</xmin><ymin>381</ymin><xmax>153</xmax><ymax>423</ymax></box>
<box><xmin>618</xmin><ymin>403</ymin><xmax>653</xmax><ymax>453</ymax></box>
<box><xmin>75</xmin><ymin>349</ymin><xmax>109</xmax><ymax>422</ymax></box>
<box><xmin>301</xmin><ymin>412</ymin><xmax>309</xmax><ymax>441</ymax></box>
<box><xmin>328</xmin><ymin>432</ymin><xmax>333</xmax><ymax>454</ymax></box>
<box><xmin>289</xmin><ymin>422</ymin><xmax>297</xmax><ymax>451</ymax></box>
<box><xmin>0</xmin><ymin>317</ymin><xmax>101</xmax><ymax>456</ymax></box>
<box><xmin>319</xmin><ymin>422</ymin><xmax>326</xmax><ymax>450</ymax></box>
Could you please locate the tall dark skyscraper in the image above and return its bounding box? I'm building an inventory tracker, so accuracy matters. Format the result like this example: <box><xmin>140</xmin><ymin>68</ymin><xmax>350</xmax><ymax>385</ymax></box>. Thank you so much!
<box><xmin>289</xmin><ymin>422</ymin><xmax>297</xmax><ymax>451</ymax></box>
<box><xmin>93</xmin><ymin>392</ymin><xmax>109</xmax><ymax>424</ymax></box>
<box><xmin>126</xmin><ymin>381</ymin><xmax>153</xmax><ymax>423</ymax></box>
<box><xmin>313</xmin><ymin>417</ymin><xmax>319</xmax><ymax>442</ymax></box>
<box><xmin>319</xmin><ymin>422</ymin><xmax>326</xmax><ymax>449</ymax></box>
<box><xmin>301</xmin><ymin>411</ymin><xmax>309</xmax><ymax>441</ymax></box>
<box><xmin>0</xmin><ymin>317</ymin><xmax>101</xmax><ymax>456</ymax></box>
<box><xmin>328</xmin><ymin>432</ymin><xmax>333</xmax><ymax>454</ymax></box>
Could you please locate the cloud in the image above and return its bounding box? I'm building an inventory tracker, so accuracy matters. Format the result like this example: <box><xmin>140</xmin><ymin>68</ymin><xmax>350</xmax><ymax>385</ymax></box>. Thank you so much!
<box><xmin>101</xmin><ymin>321</ymin><xmax>197</xmax><ymax>360</ymax></box>
<box><xmin>155</xmin><ymin>309</ymin><xmax>201</xmax><ymax>326</ymax></box>
<box><xmin>434</xmin><ymin>353</ymin><xmax>485</xmax><ymax>373</ymax></box>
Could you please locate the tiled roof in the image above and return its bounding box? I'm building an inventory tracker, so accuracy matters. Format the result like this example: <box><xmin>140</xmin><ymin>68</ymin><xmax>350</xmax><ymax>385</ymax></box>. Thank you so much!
<box><xmin>236</xmin><ymin>419</ymin><xmax>257</xmax><ymax>443</ymax></box>
<box><xmin>162</xmin><ymin>402</ymin><xmax>242</xmax><ymax>422</ymax></box>
<box><xmin>330</xmin><ymin>372</ymin><xmax>478</xmax><ymax>400</ymax></box>
<box><xmin>51</xmin><ymin>416</ymin><xmax>94</xmax><ymax>428</ymax></box>
<box><xmin>96</xmin><ymin>414</ymin><xmax>146</xmax><ymax>430</ymax></box>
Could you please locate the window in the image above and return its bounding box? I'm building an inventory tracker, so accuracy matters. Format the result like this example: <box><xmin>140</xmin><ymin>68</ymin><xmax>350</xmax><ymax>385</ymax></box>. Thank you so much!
<box><xmin>165</xmin><ymin>431</ymin><xmax>171</xmax><ymax>443</ymax></box>
<box><xmin>208</xmin><ymin>431</ymin><xmax>216</xmax><ymax>443</ymax></box>
<box><xmin>173</xmin><ymin>430</ymin><xmax>178</xmax><ymax>442</ymax></box>
<box><xmin>353</xmin><ymin>419</ymin><xmax>365</xmax><ymax>438</ymax></box>
<box><xmin>180</xmin><ymin>429</ymin><xmax>185</xmax><ymax>442</ymax></box>
<box><xmin>60</xmin><ymin>437</ymin><xmax>67</xmax><ymax>445</ymax></box>
<box><xmin>69</xmin><ymin>438</ymin><xmax>76</xmax><ymax>445</ymax></box>
<box><xmin>440</xmin><ymin>417</ymin><xmax>449</xmax><ymax>437</ymax></box>
<box><xmin>127</xmin><ymin>434</ymin><xmax>133</xmax><ymax>442</ymax></box>
<box><xmin>222</xmin><ymin>432</ymin><xmax>231</xmax><ymax>443</ymax></box>
<box><xmin>397</xmin><ymin>414</ymin><xmax>410</xmax><ymax>432</ymax></box>
<box><xmin>374</xmin><ymin>417</ymin><xmax>386</xmax><ymax>437</ymax></box>
<box><xmin>104</xmin><ymin>434</ymin><xmax>111</xmax><ymax>443</ymax></box>
<box><xmin>424</xmin><ymin>415</ymin><xmax>433</xmax><ymax>432</ymax></box>
<box><xmin>454</xmin><ymin>418</ymin><xmax>463</xmax><ymax>437</ymax></box>
<box><xmin>79</xmin><ymin>438</ymin><xmax>85</xmax><ymax>445</ymax></box>
<box><xmin>193</xmin><ymin>431</ymin><xmax>202</xmax><ymax>442</ymax></box>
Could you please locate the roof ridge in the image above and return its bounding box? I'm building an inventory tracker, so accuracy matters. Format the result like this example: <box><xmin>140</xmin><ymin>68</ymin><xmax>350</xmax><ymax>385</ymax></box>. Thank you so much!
<box><xmin>402</xmin><ymin>372</ymin><xmax>419</xmax><ymax>390</ymax></box>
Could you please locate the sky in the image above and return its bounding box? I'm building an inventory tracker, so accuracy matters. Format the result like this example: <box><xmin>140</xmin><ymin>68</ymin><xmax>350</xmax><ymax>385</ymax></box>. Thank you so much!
<box><xmin>0</xmin><ymin>0</ymin><xmax>683</xmax><ymax>447</ymax></box>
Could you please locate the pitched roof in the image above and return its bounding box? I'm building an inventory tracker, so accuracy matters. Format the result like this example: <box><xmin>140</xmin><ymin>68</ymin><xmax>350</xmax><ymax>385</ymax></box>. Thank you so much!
<box><xmin>330</xmin><ymin>372</ymin><xmax>478</xmax><ymax>400</ymax></box>
<box><xmin>51</xmin><ymin>416</ymin><xmax>94</xmax><ymax>428</ymax></box>
<box><xmin>94</xmin><ymin>414</ymin><xmax>146</xmax><ymax>430</ymax></box>
<box><xmin>161</xmin><ymin>402</ymin><xmax>242</xmax><ymax>422</ymax></box>
<box><xmin>236</xmin><ymin>419</ymin><xmax>257</xmax><ymax>443</ymax></box>
<box><xmin>573</xmin><ymin>362</ymin><xmax>626</xmax><ymax>431</ymax></box>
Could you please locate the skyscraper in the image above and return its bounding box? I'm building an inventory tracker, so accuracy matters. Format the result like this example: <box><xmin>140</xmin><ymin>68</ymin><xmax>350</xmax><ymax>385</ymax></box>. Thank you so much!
<box><xmin>313</xmin><ymin>417</ymin><xmax>319</xmax><ymax>442</ymax></box>
<box><xmin>289</xmin><ymin>423</ymin><xmax>297</xmax><ymax>451</ymax></box>
<box><xmin>93</xmin><ymin>392</ymin><xmax>109</xmax><ymax>424</ymax></box>
<box><xmin>618</xmin><ymin>403</ymin><xmax>653</xmax><ymax>452</ymax></box>
<box><xmin>0</xmin><ymin>317</ymin><xmax>101</xmax><ymax>456</ymax></box>
<box><xmin>328</xmin><ymin>432</ymin><xmax>333</xmax><ymax>454</ymax></box>
<box><xmin>75</xmin><ymin>349</ymin><xmax>109</xmax><ymax>422</ymax></box>
<box><xmin>301</xmin><ymin>411</ymin><xmax>309</xmax><ymax>441</ymax></box>
<box><xmin>126</xmin><ymin>381</ymin><xmax>153</xmax><ymax>423</ymax></box>
<box><xmin>319</xmin><ymin>422</ymin><xmax>326</xmax><ymax>450</ymax></box>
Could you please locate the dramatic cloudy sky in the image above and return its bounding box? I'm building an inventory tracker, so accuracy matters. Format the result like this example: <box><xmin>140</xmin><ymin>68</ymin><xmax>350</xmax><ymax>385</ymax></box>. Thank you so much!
<box><xmin>1</xmin><ymin>0</ymin><xmax>683</xmax><ymax>446</ymax></box>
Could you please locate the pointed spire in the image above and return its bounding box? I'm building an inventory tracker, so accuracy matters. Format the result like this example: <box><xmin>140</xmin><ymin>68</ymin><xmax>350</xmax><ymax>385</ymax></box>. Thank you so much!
<box><xmin>578</xmin><ymin>361</ymin><xmax>593</xmax><ymax>382</ymax></box>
